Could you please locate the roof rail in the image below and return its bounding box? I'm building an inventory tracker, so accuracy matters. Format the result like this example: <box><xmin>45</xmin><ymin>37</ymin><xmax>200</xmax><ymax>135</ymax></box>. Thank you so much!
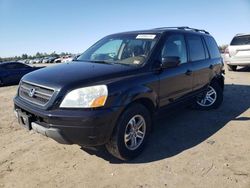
<box><xmin>235</xmin><ymin>33</ymin><xmax>249</xmax><ymax>36</ymax></box>
<box><xmin>153</xmin><ymin>26</ymin><xmax>210</xmax><ymax>34</ymax></box>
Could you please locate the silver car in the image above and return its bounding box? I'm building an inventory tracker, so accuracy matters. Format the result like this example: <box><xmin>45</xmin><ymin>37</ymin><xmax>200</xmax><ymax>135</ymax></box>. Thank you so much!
<box><xmin>224</xmin><ymin>33</ymin><xmax>250</xmax><ymax>71</ymax></box>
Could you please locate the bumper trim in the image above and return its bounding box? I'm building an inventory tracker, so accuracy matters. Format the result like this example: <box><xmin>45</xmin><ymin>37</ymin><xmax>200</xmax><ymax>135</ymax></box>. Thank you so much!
<box><xmin>31</xmin><ymin>122</ymin><xmax>71</xmax><ymax>144</ymax></box>
<box><xmin>225</xmin><ymin>57</ymin><xmax>250</xmax><ymax>66</ymax></box>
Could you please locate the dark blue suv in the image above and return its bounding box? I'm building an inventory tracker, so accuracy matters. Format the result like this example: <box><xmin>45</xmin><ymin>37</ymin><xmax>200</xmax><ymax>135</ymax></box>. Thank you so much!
<box><xmin>14</xmin><ymin>27</ymin><xmax>224</xmax><ymax>160</ymax></box>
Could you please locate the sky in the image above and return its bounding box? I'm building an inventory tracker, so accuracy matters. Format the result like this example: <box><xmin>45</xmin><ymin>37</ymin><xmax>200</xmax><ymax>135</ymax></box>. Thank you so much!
<box><xmin>0</xmin><ymin>0</ymin><xmax>250</xmax><ymax>57</ymax></box>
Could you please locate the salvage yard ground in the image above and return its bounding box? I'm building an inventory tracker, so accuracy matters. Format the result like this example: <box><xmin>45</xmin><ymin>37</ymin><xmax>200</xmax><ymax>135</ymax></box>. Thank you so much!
<box><xmin>0</xmin><ymin>66</ymin><xmax>250</xmax><ymax>188</ymax></box>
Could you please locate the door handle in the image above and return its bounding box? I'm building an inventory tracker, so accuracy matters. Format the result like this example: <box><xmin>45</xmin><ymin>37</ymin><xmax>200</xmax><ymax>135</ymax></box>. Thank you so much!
<box><xmin>185</xmin><ymin>70</ymin><xmax>192</xmax><ymax>76</ymax></box>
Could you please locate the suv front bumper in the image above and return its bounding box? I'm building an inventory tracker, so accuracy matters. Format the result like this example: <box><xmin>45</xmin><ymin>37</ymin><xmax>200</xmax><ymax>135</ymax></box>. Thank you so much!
<box><xmin>14</xmin><ymin>96</ymin><xmax>123</xmax><ymax>146</ymax></box>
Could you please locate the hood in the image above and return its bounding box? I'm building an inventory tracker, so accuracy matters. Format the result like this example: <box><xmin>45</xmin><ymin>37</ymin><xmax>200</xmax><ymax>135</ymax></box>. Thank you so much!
<box><xmin>22</xmin><ymin>61</ymin><xmax>137</xmax><ymax>90</ymax></box>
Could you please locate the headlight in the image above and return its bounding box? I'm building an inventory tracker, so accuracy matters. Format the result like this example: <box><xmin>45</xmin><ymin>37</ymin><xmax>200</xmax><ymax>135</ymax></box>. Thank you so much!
<box><xmin>60</xmin><ymin>85</ymin><xmax>108</xmax><ymax>108</ymax></box>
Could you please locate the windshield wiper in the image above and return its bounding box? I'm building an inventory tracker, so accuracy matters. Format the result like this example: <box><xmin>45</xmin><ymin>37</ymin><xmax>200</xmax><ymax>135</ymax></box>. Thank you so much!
<box><xmin>75</xmin><ymin>59</ymin><xmax>134</xmax><ymax>66</ymax></box>
<box><xmin>87</xmin><ymin>60</ymin><xmax>115</xmax><ymax>65</ymax></box>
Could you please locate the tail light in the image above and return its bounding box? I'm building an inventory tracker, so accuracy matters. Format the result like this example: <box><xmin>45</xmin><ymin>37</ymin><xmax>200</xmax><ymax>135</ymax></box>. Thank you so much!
<box><xmin>224</xmin><ymin>47</ymin><xmax>230</xmax><ymax>57</ymax></box>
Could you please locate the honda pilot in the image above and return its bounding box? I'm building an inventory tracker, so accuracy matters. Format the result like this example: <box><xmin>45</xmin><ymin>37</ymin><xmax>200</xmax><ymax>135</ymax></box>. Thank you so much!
<box><xmin>14</xmin><ymin>27</ymin><xmax>224</xmax><ymax>160</ymax></box>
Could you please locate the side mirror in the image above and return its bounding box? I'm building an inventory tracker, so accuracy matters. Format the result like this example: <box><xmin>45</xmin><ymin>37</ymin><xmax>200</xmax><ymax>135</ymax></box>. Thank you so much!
<box><xmin>161</xmin><ymin>56</ymin><xmax>180</xmax><ymax>68</ymax></box>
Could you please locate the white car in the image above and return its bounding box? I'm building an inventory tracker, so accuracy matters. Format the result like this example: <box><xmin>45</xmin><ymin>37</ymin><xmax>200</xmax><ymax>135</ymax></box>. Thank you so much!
<box><xmin>224</xmin><ymin>33</ymin><xmax>250</xmax><ymax>71</ymax></box>
<box><xmin>61</xmin><ymin>55</ymin><xmax>73</xmax><ymax>63</ymax></box>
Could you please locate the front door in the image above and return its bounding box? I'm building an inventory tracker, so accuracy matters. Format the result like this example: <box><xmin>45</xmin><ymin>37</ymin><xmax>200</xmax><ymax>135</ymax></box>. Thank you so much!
<box><xmin>158</xmin><ymin>34</ymin><xmax>193</xmax><ymax>107</ymax></box>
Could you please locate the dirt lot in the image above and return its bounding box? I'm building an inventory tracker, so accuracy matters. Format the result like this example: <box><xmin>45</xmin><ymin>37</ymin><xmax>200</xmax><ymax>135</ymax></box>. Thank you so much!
<box><xmin>0</xmin><ymin>67</ymin><xmax>249</xmax><ymax>188</ymax></box>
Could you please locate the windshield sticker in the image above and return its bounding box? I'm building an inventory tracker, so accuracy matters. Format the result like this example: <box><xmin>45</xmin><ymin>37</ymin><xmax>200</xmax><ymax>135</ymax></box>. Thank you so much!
<box><xmin>133</xmin><ymin>60</ymin><xmax>141</xmax><ymax>64</ymax></box>
<box><xmin>136</xmin><ymin>34</ymin><xmax>156</xmax><ymax>40</ymax></box>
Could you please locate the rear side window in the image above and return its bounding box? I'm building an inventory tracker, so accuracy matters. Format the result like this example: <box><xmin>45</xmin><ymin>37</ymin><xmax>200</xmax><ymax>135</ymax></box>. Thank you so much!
<box><xmin>4</xmin><ymin>63</ymin><xmax>27</xmax><ymax>69</ymax></box>
<box><xmin>5</xmin><ymin>64</ymin><xmax>16</xmax><ymax>69</ymax></box>
<box><xmin>14</xmin><ymin>63</ymin><xmax>28</xmax><ymax>68</ymax></box>
<box><xmin>204</xmin><ymin>36</ymin><xmax>221</xmax><ymax>58</ymax></box>
<box><xmin>186</xmin><ymin>35</ymin><xmax>206</xmax><ymax>61</ymax></box>
<box><xmin>230</xmin><ymin>35</ymin><xmax>250</xmax><ymax>45</ymax></box>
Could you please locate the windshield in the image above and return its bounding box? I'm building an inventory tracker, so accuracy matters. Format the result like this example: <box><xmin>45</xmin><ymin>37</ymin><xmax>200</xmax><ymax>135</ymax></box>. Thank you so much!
<box><xmin>77</xmin><ymin>34</ymin><xmax>158</xmax><ymax>66</ymax></box>
<box><xmin>230</xmin><ymin>35</ymin><xmax>250</xmax><ymax>45</ymax></box>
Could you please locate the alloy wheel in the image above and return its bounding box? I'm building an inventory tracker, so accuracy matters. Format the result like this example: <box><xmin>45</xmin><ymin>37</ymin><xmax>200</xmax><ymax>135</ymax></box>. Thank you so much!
<box><xmin>197</xmin><ymin>86</ymin><xmax>217</xmax><ymax>107</ymax></box>
<box><xmin>124</xmin><ymin>115</ymin><xmax>146</xmax><ymax>151</ymax></box>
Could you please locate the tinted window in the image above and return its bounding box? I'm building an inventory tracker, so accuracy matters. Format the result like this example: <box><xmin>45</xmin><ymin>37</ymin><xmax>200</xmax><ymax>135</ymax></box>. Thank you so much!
<box><xmin>230</xmin><ymin>35</ymin><xmax>250</xmax><ymax>45</ymax></box>
<box><xmin>161</xmin><ymin>34</ymin><xmax>187</xmax><ymax>64</ymax></box>
<box><xmin>187</xmin><ymin>35</ymin><xmax>205</xmax><ymax>61</ymax></box>
<box><xmin>5</xmin><ymin>64</ymin><xmax>17</xmax><ymax>69</ymax></box>
<box><xmin>5</xmin><ymin>63</ymin><xmax>27</xmax><ymax>69</ymax></box>
<box><xmin>15</xmin><ymin>63</ymin><xmax>29</xmax><ymax>68</ymax></box>
<box><xmin>204</xmin><ymin>36</ymin><xmax>221</xmax><ymax>58</ymax></box>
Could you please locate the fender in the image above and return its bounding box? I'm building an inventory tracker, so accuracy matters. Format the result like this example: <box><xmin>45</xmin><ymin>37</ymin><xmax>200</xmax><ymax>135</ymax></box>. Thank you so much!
<box><xmin>112</xmin><ymin>84</ymin><xmax>158</xmax><ymax>110</ymax></box>
<box><xmin>211</xmin><ymin>73</ymin><xmax>225</xmax><ymax>90</ymax></box>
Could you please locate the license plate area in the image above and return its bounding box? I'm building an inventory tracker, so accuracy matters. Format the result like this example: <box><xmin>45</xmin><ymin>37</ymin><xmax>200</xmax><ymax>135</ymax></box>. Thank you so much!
<box><xmin>16</xmin><ymin>109</ymin><xmax>32</xmax><ymax>130</ymax></box>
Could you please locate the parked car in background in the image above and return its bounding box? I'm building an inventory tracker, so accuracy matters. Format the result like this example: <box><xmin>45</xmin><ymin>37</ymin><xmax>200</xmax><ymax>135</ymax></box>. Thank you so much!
<box><xmin>54</xmin><ymin>57</ymin><xmax>62</xmax><ymax>63</ymax></box>
<box><xmin>24</xmin><ymin>59</ymin><xmax>31</xmax><ymax>64</ymax></box>
<box><xmin>28</xmin><ymin>59</ymin><xmax>35</xmax><ymax>64</ymax></box>
<box><xmin>34</xmin><ymin>58</ymin><xmax>43</xmax><ymax>64</ymax></box>
<box><xmin>61</xmin><ymin>55</ymin><xmax>74</xmax><ymax>63</ymax></box>
<box><xmin>18</xmin><ymin>59</ymin><xmax>31</xmax><ymax>64</ymax></box>
<box><xmin>224</xmin><ymin>33</ymin><xmax>250</xmax><ymax>71</ymax></box>
<box><xmin>42</xmin><ymin>57</ymin><xmax>49</xmax><ymax>64</ymax></box>
<box><xmin>18</xmin><ymin>60</ymin><xmax>27</xmax><ymax>64</ymax></box>
<box><xmin>42</xmin><ymin>57</ymin><xmax>57</xmax><ymax>64</ymax></box>
<box><xmin>29</xmin><ymin>59</ymin><xmax>37</xmax><ymax>64</ymax></box>
<box><xmin>14</xmin><ymin>27</ymin><xmax>224</xmax><ymax>160</ymax></box>
<box><xmin>0</xmin><ymin>62</ymin><xmax>43</xmax><ymax>86</ymax></box>
<box><xmin>54</xmin><ymin>55</ymin><xmax>73</xmax><ymax>63</ymax></box>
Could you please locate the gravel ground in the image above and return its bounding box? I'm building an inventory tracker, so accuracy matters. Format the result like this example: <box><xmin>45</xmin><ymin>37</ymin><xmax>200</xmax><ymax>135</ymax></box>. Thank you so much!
<box><xmin>0</xmin><ymin>66</ymin><xmax>249</xmax><ymax>188</ymax></box>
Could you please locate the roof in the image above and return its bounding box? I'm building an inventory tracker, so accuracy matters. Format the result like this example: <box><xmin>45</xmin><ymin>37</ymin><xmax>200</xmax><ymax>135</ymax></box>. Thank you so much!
<box><xmin>113</xmin><ymin>26</ymin><xmax>210</xmax><ymax>36</ymax></box>
<box><xmin>0</xmin><ymin>62</ymin><xmax>23</xmax><ymax>65</ymax></box>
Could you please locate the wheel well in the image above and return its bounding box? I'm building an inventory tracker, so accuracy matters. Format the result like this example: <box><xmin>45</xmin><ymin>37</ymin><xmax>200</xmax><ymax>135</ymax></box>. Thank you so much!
<box><xmin>211</xmin><ymin>76</ymin><xmax>224</xmax><ymax>90</ymax></box>
<box><xmin>129</xmin><ymin>98</ymin><xmax>156</xmax><ymax>115</ymax></box>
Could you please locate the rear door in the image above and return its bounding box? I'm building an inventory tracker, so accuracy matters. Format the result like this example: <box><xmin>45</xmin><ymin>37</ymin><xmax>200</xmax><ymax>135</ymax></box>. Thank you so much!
<box><xmin>186</xmin><ymin>34</ymin><xmax>211</xmax><ymax>91</ymax></box>
<box><xmin>203</xmin><ymin>36</ymin><xmax>223</xmax><ymax>76</ymax></box>
<box><xmin>158</xmin><ymin>33</ymin><xmax>193</xmax><ymax>107</ymax></box>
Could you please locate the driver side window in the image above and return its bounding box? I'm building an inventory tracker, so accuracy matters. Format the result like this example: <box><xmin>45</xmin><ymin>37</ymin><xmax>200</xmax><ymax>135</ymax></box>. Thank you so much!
<box><xmin>161</xmin><ymin>34</ymin><xmax>187</xmax><ymax>64</ymax></box>
<box><xmin>91</xmin><ymin>39</ymin><xmax>122</xmax><ymax>60</ymax></box>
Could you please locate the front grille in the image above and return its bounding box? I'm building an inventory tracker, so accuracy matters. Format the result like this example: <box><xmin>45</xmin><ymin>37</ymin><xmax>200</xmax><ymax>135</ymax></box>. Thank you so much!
<box><xmin>19</xmin><ymin>82</ymin><xmax>54</xmax><ymax>106</ymax></box>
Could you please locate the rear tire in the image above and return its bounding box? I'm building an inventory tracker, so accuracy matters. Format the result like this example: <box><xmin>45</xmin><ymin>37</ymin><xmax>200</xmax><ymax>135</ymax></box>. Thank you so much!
<box><xmin>106</xmin><ymin>103</ymin><xmax>151</xmax><ymax>161</ymax></box>
<box><xmin>194</xmin><ymin>81</ymin><xmax>223</xmax><ymax>110</ymax></box>
<box><xmin>227</xmin><ymin>65</ymin><xmax>237</xmax><ymax>71</ymax></box>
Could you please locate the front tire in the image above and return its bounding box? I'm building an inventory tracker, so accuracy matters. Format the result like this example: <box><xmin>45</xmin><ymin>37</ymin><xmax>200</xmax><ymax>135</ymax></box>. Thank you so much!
<box><xmin>195</xmin><ymin>81</ymin><xmax>223</xmax><ymax>110</ymax></box>
<box><xmin>227</xmin><ymin>65</ymin><xmax>237</xmax><ymax>71</ymax></box>
<box><xmin>106</xmin><ymin>103</ymin><xmax>151</xmax><ymax>160</ymax></box>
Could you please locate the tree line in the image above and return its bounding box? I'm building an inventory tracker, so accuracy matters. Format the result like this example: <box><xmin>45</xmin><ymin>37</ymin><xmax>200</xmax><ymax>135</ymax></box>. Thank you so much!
<box><xmin>218</xmin><ymin>44</ymin><xmax>228</xmax><ymax>53</ymax></box>
<box><xmin>0</xmin><ymin>51</ymin><xmax>73</xmax><ymax>62</ymax></box>
<box><xmin>0</xmin><ymin>44</ymin><xmax>229</xmax><ymax>62</ymax></box>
